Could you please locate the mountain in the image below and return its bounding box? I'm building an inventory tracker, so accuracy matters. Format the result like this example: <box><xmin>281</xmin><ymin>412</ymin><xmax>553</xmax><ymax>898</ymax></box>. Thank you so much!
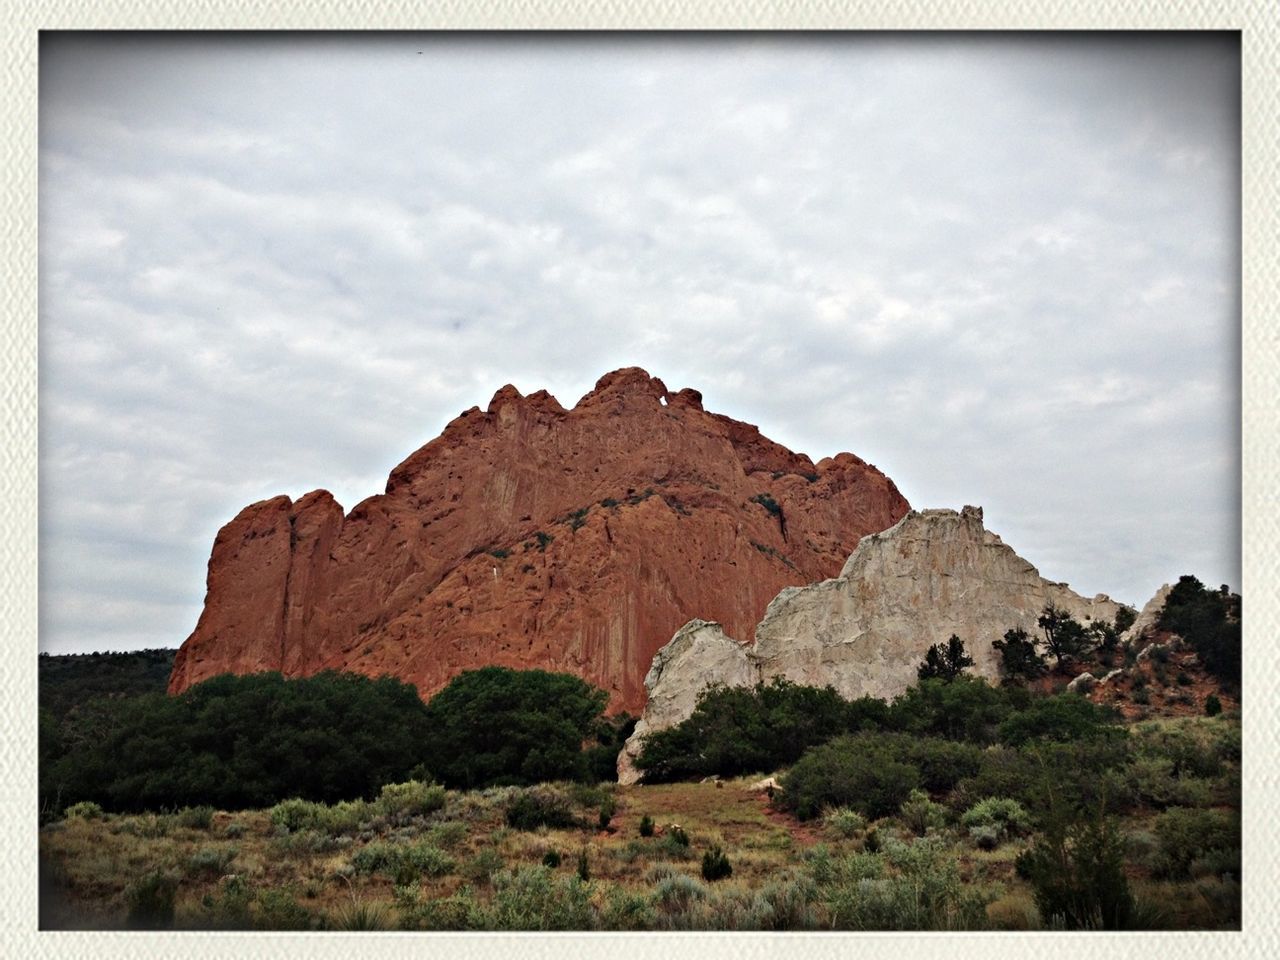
<box><xmin>169</xmin><ymin>367</ymin><xmax>910</xmax><ymax>712</ymax></box>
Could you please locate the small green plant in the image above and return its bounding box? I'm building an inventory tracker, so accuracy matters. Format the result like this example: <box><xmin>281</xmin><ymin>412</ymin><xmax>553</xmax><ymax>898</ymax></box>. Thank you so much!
<box><xmin>960</xmin><ymin>797</ymin><xmax>1032</xmax><ymax>847</ymax></box>
<box><xmin>488</xmin><ymin>547</ymin><xmax>510</xmax><ymax>559</ymax></box>
<box><xmin>377</xmin><ymin>780</ymin><xmax>446</xmax><ymax>819</ymax></box>
<box><xmin>542</xmin><ymin>850</ymin><xmax>562</xmax><ymax>869</ymax></box>
<box><xmin>898</xmin><ymin>789</ymin><xmax>946</xmax><ymax>836</ymax></box>
<box><xmin>823</xmin><ymin>807</ymin><xmax>867</xmax><ymax>839</ymax></box>
<box><xmin>639</xmin><ymin>814</ymin><xmax>654</xmax><ymax>838</ymax></box>
<box><xmin>601</xmin><ymin>498</ymin><xmax>619</xmax><ymax>508</ymax></box>
<box><xmin>126</xmin><ymin>870</ymin><xmax>176</xmax><ymax>929</ymax></box>
<box><xmin>701</xmin><ymin>845</ymin><xmax>733</xmax><ymax>882</ymax></box>
<box><xmin>504</xmin><ymin>786</ymin><xmax>576</xmax><ymax>830</ymax></box>
<box><xmin>533</xmin><ymin>531</ymin><xmax>553</xmax><ymax>551</ymax></box>
<box><xmin>576</xmin><ymin>849</ymin><xmax>590</xmax><ymax>882</ymax></box>
<box><xmin>598</xmin><ymin>797</ymin><xmax>616</xmax><ymax>830</ymax></box>
<box><xmin>224</xmin><ymin>821</ymin><xmax>245</xmax><ymax>839</ymax></box>
<box><xmin>564</xmin><ymin>507</ymin><xmax>590</xmax><ymax>531</ymax></box>
<box><xmin>187</xmin><ymin>845</ymin><xmax>237</xmax><ymax>878</ymax></box>
<box><xmin>667</xmin><ymin>824</ymin><xmax>690</xmax><ymax>847</ymax></box>
<box><xmin>750</xmin><ymin>493</ymin><xmax>782</xmax><ymax>518</ymax></box>
<box><xmin>1205</xmin><ymin>694</ymin><xmax>1223</xmax><ymax>717</ymax></box>
<box><xmin>176</xmin><ymin>805</ymin><xmax>215</xmax><ymax>830</ymax></box>
<box><xmin>63</xmin><ymin>800</ymin><xmax>104</xmax><ymax>820</ymax></box>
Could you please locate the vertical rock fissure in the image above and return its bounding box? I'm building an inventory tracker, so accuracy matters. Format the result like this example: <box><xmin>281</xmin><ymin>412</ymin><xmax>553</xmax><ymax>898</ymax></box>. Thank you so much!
<box><xmin>280</xmin><ymin>512</ymin><xmax>298</xmax><ymax>670</ymax></box>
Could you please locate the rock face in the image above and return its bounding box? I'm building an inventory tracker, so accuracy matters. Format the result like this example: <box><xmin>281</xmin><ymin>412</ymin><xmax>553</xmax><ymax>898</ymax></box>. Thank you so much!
<box><xmin>169</xmin><ymin>368</ymin><xmax>910</xmax><ymax>713</ymax></box>
<box><xmin>618</xmin><ymin>505</ymin><xmax>1125</xmax><ymax>783</ymax></box>
<box><xmin>1121</xmin><ymin>582</ymin><xmax>1173</xmax><ymax>647</ymax></box>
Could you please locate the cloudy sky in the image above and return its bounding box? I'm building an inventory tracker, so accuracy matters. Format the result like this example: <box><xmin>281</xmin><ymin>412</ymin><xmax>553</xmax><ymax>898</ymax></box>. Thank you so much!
<box><xmin>38</xmin><ymin>32</ymin><xmax>1240</xmax><ymax>655</ymax></box>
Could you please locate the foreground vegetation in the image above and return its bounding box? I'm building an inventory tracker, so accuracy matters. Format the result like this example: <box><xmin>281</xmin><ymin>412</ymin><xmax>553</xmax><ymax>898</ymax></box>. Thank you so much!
<box><xmin>40</xmin><ymin>716</ymin><xmax>1240</xmax><ymax>931</ymax></box>
<box><xmin>39</xmin><ymin>575</ymin><xmax>1241</xmax><ymax>930</ymax></box>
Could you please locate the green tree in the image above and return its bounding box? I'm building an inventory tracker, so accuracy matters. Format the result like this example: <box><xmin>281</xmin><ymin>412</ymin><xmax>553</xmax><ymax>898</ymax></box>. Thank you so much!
<box><xmin>421</xmin><ymin>667</ymin><xmax>608</xmax><ymax>789</ymax></box>
<box><xmin>916</xmin><ymin>635</ymin><xmax>975</xmax><ymax>682</ymax></box>
<box><xmin>991</xmin><ymin>627</ymin><xmax>1047</xmax><ymax>681</ymax></box>
<box><xmin>1158</xmin><ymin>575</ymin><xmax>1241</xmax><ymax>688</ymax></box>
<box><xmin>1037</xmin><ymin>604</ymin><xmax>1093</xmax><ymax>666</ymax></box>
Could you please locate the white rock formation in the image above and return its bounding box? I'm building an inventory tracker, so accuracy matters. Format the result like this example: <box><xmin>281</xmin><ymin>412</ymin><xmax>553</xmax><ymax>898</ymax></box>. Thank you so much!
<box><xmin>615</xmin><ymin>619</ymin><xmax>754</xmax><ymax>785</ymax></box>
<box><xmin>1067</xmin><ymin>672</ymin><xmax>1097</xmax><ymax>693</ymax></box>
<box><xmin>1121</xmin><ymin>582</ymin><xmax>1173</xmax><ymax>647</ymax></box>
<box><xmin>618</xmin><ymin>506</ymin><xmax>1130</xmax><ymax>784</ymax></box>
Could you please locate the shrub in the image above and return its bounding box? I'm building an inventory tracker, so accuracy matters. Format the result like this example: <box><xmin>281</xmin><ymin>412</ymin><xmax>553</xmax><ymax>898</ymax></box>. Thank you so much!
<box><xmin>701</xmin><ymin>845</ymin><xmax>733</xmax><ymax>881</ymax></box>
<box><xmin>667</xmin><ymin>824</ymin><xmax>690</xmax><ymax>847</ymax></box>
<box><xmin>461</xmin><ymin>848</ymin><xmax>505</xmax><ymax>886</ymax></box>
<box><xmin>63</xmin><ymin>800</ymin><xmax>103</xmax><ymax>820</ymax></box>
<box><xmin>175</xmin><ymin>805</ymin><xmax>215</xmax><ymax>829</ymax></box>
<box><xmin>224</xmin><ymin>821</ymin><xmax>245</xmax><ymax>839</ymax></box>
<box><xmin>599</xmin><ymin>887</ymin><xmax>659</xmax><ymax>930</ymax></box>
<box><xmin>187</xmin><ymin>845</ymin><xmax>237</xmax><ymax>878</ymax></box>
<box><xmin>46</xmin><ymin>670</ymin><xmax>434</xmax><ymax>813</ymax></box>
<box><xmin>997</xmin><ymin>694</ymin><xmax>1119</xmax><ymax>747</ymax></box>
<box><xmin>639</xmin><ymin>814</ymin><xmax>654</xmax><ymax>837</ymax></box>
<box><xmin>542</xmin><ymin>850</ymin><xmax>562</xmax><ymax>869</ymax></box>
<box><xmin>1205</xmin><ymin>694</ymin><xmax>1223</xmax><ymax>717</ymax></box>
<box><xmin>823</xmin><ymin>806</ymin><xmax>867</xmax><ymax>839</ymax></box>
<box><xmin>422</xmin><ymin>667</ymin><xmax>608</xmax><ymax>788</ymax></box>
<box><xmin>636</xmin><ymin>677</ymin><xmax>888</xmax><ymax>782</ymax></box>
<box><xmin>899</xmin><ymin>789</ymin><xmax>947</xmax><ymax>836</ymax></box>
<box><xmin>351</xmin><ymin>841</ymin><xmax>454</xmax><ymax>882</ymax></box>
<box><xmin>576</xmin><ymin>849</ymin><xmax>590</xmax><ymax>882</ymax></box>
<box><xmin>597</xmin><ymin>796</ymin><xmax>616</xmax><ymax>830</ymax></box>
<box><xmin>968</xmin><ymin>824</ymin><xmax>1001</xmax><ymax>850</ymax></box>
<box><xmin>889</xmin><ymin>676</ymin><xmax>1016</xmax><ymax>743</ymax></box>
<box><xmin>960</xmin><ymin>797</ymin><xmax>1032</xmax><ymax>845</ymax></box>
<box><xmin>504</xmin><ymin>785</ymin><xmax>576</xmax><ymax>830</ymax></box>
<box><xmin>1016</xmin><ymin>807</ymin><xmax>1133</xmax><ymax>929</ymax></box>
<box><xmin>490</xmin><ymin>866</ymin><xmax>593</xmax><ymax>930</ymax></box>
<box><xmin>822</xmin><ymin>837</ymin><xmax>989</xmax><ymax>930</ymax></box>
<box><xmin>125</xmin><ymin>870</ymin><xmax>176</xmax><ymax>929</ymax></box>
<box><xmin>1152</xmin><ymin>806</ymin><xmax>1240</xmax><ymax>880</ymax></box>
<box><xmin>377</xmin><ymin>780</ymin><xmax>446</xmax><ymax>819</ymax></box>
<box><xmin>781</xmin><ymin>734</ymin><xmax>919</xmax><ymax>820</ymax></box>
<box><xmin>269</xmin><ymin>798</ymin><xmax>327</xmax><ymax>833</ymax></box>
<box><xmin>254</xmin><ymin>889</ymin><xmax>316</xmax><ymax>931</ymax></box>
<box><xmin>426</xmin><ymin>820</ymin><xmax>468</xmax><ymax>849</ymax></box>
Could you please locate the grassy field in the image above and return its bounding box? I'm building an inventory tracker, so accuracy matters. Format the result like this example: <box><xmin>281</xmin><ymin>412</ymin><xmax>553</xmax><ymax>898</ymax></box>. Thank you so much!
<box><xmin>40</xmin><ymin>716</ymin><xmax>1241</xmax><ymax>932</ymax></box>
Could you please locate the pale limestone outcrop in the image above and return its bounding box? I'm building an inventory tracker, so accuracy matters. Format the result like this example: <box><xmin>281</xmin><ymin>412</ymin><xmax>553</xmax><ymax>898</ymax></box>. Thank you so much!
<box><xmin>1121</xmin><ymin>583</ymin><xmax>1173</xmax><ymax>647</ymax></box>
<box><xmin>1067</xmin><ymin>672</ymin><xmax>1098</xmax><ymax>693</ymax></box>
<box><xmin>616</xmin><ymin>620</ymin><xmax>754</xmax><ymax>785</ymax></box>
<box><xmin>619</xmin><ymin>506</ymin><xmax>1130</xmax><ymax>782</ymax></box>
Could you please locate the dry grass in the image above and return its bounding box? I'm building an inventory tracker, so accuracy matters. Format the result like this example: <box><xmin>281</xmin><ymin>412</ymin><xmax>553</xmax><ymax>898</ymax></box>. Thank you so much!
<box><xmin>39</xmin><ymin>774</ymin><xmax>1240</xmax><ymax>931</ymax></box>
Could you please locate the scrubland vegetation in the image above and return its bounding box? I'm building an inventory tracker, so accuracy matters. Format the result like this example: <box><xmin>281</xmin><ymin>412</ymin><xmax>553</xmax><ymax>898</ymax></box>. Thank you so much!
<box><xmin>39</xmin><ymin>576</ymin><xmax>1241</xmax><ymax>930</ymax></box>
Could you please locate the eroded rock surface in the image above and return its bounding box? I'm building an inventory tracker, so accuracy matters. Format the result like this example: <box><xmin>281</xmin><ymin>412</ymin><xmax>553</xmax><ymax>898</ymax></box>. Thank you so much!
<box><xmin>169</xmin><ymin>368</ymin><xmax>909</xmax><ymax>713</ymax></box>
<box><xmin>618</xmin><ymin>505</ymin><xmax>1126</xmax><ymax>782</ymax></box>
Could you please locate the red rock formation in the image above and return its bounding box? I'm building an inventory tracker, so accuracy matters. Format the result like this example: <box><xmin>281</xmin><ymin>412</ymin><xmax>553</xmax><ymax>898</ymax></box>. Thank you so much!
<box><xmin>169</xmin><ymin>368</ymin><xmax>910</xmax><ymax>712</ymax></box>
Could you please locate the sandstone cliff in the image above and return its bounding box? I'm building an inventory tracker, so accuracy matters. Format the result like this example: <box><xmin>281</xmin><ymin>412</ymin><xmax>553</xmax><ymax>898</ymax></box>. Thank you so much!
<box><xmin>618</xmin><ymin>505</ymin><xmax>1125</xmax><ymax>782</ymax></box>
<box><xmin>169</xmin><ymin>368</ymin><xmax>910</xmax><ymax>712</ymax></box>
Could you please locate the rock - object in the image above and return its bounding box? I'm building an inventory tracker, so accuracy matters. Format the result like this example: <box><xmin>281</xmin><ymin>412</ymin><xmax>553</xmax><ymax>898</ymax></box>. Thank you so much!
<box><xmin>618</xmin><ymin>505</ymin><xmax>1126</xmax><ymax>783</ymax></box>
<box><xmin>1067</xmin><ymin>672</ymin><xmax>1097</xmax><ymax>694</ymax></box>
<box><xmin>169</xmin><ymin>368</ymin><xmax>909</xmax><ymax>713</ymax></box>
<box><xmin>1121</xmin><ymin>582</ymin><xmax>1173</xmax><ymax>646</ymax></box>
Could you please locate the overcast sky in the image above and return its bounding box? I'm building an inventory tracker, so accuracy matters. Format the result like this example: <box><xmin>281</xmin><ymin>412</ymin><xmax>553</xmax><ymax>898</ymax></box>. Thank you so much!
<box><xmin>38</xmin><ymin>32</ymin><xmax>1240</xmax><ymax>655</ymax></box>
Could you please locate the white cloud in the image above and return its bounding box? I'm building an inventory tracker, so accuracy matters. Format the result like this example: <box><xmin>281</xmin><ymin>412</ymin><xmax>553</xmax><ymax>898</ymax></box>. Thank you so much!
<box><xmin>38</xmin><ymin>33</ymin><xmax>1240</xmax><ymax>652</ymax></box>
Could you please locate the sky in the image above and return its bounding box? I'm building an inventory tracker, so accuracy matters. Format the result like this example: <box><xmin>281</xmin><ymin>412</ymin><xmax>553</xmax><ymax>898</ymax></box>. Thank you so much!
<box><xmin>38</xmin><ymin>32</ymin><xmax>1241</xmax><ymax>655</ymax></box>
